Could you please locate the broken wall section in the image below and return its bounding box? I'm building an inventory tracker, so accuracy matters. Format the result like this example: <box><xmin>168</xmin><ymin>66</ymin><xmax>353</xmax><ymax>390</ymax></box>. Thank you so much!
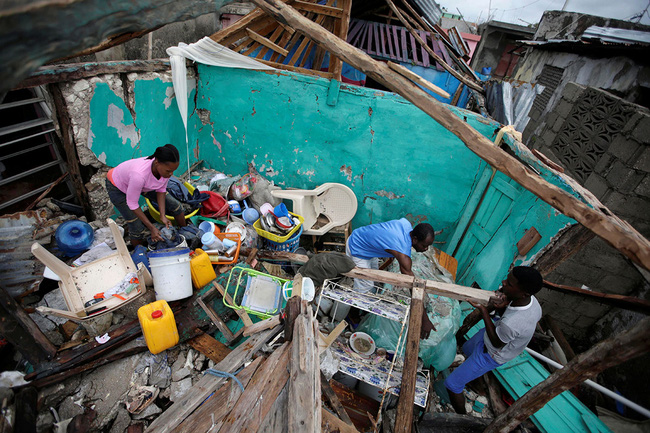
<box><xmin>530</xmin><ymin>82</ymin><xmax>650</xmax><ymax>339</ymax></box>
<box><xmin>59</xmin><ymin>68</ymin><xmax>198</xmax><ymax>221</ymax></box>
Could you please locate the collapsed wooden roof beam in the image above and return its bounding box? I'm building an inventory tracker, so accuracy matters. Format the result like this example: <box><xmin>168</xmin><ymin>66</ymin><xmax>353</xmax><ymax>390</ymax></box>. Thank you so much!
<box><xmin>249</xmin><ymin>0</ymin><xmax>650</xmax><ymax>272</ymax></box>
<box><xmin>385</xmin><ymin>0</ymin><xmax>484</xmax><ymax>93</ymax></box>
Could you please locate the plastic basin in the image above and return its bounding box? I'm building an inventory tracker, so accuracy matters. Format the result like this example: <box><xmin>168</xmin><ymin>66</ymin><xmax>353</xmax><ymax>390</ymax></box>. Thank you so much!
<box><xmin>146</xmin><ymin>182</ymin><xmax>199</xmax><ymax>224</ymax></box>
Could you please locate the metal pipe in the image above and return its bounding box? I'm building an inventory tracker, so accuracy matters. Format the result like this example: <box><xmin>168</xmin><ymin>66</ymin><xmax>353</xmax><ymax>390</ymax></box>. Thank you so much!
<box><xmin>525</xmin><ymin>347</ymin><xmax>650</xmax><ymax>418</ymax></box>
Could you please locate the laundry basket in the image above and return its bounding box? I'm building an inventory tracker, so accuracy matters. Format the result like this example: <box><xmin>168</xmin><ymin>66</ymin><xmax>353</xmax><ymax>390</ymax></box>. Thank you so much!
<box><xmin>263</xmin><ymin>226</ymin><xmax>303</xmax><ymax>252</ymax></box>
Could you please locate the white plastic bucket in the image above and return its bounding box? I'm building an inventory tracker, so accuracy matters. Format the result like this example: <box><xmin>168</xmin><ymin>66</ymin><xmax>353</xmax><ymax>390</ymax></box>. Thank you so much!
<box><xmin>147</xmin><ymin>247</ymin><xmax>192</xmax><ymax>301</ymax></box>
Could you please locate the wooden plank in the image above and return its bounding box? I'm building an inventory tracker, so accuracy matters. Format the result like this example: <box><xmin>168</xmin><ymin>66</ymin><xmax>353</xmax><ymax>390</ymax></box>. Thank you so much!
<box><xmin>216</xmin><ymin>343</ymin><xmax>291</xmax><ymax>432</ymax></box>
<box><xmin>288</xmin><ymin>311</ymin><xmax>321</xmax><ymax>433</ymax></box>
<box><xmin>387</xmin><ymin>61</ymin><xmax>450</xmax><ymax>98</ymax></box>
<box><xmin>256</xmin><ymin>58</ymin><xmax>335</xmax><ymax>78</ymax></box>
<box><xmin>145</xmin><ymin>325</ymin><xmax>282</xmax><ymax>433</ymax></box>
<box><xmin>210</xmin><ymin>7</ymin><xmax>266</xmax><ymax>42</ymax></box>
<box><xmin>249</xmin><ymin>0</ymin><xmax>650</xmax><ymax>272</ymax></box>
<box><xmin>243</xmin><ymin>315</ymin><xmax>282</xmax><ymax>336</ymax></box>
<box><xmin>544</xmin><ymin>315</ymin><xmax>577</xmax><ymax>362</ymax></box>
<box><xmin>517</xmin><ymin>227</ymin><xmax>542</xmax><ymax>255</ymax></box>
<box><xmin>322</xmin><ymin>408</ymin><xmax>359</xmax><ymax>433</ymax></box>
<box><xmin>14</xmin><ymin>387</ymin><xmax>38</xmax><ymax>433</ymax></box>
<box><xmin>456</xmin><ymin>307</ymin><xmax>482</xmax><ymax>341</ymax></box>
<box><xmin>256</xmin><ymin>25</ymin><xmax>285</xmax><ymax>59</ymax></box>
<box><xmin>294</xmin><ymin>0</ymin><xmax>344</xmax><ymax>18</ymax></box>
<box><xmin>196</xmin><ymin>295</ymin><xmax>236</xmax><ymax>343</ymax></box>
<box><xmin>212</xmin><ymin>282</ymin><xmax>253</xmax><ymax>327</ymax></box>
<box><xmin>433</xmin><ymin>248</ymin><xmax>458</xmax><ymax>281</ymax></box>
<box><xmin>450</xmin><ymin>83</ymin><xmax>464</xmax><ymax>105</ymax></box>
<box><xmin>378</xmin><ymin>23</ymin><xmax>387</xmax><ymax>58</ymax></box>
<box><xmin>49</xmin><ymin>84</ymin><xmax>93</xmax><ymax>218</ymax></box>
<box><xmin>187</xmin><ymin>333</ymin><xmax>232</xmax><ymax>364</ymax></box>
<box><xmin>394</xmin><ymin>279</ymin><xmax>425</xmax><ymax>433</ymax></box>
<box><xmin>16</xmin><ymin>60</ymin><xmax>170</xmax><ymax>89</ymax></box>
<box><xmin>329</xmin><ymin>379</ymin><xmax>379</xmax><ymax>431</ymax></box>
<box><xmin>172</xmin><ymin>356</ymin><xmax>264</xmax><ymax>433</ymax></box>
<box><xmin>344</xmin><ymin>267</ymin><xmax>493</xmax><ymax>305</ymax></box>
<box><xmin>393</xmin><ymin>25</ymin><xmax>401</xmax><ymax>60</ymax></box>
<box><xmin>258</xmin><ymin>384</ymin><xmax>289</xmax><ymax>432</ymax></box>
<box><xmin>319</xmin><ymin>319</ymin><xmax>347</xmax><ymax>354</ymax></box>
<box><xmin>0</xmin><ymin>286</ymin><xmax>56</xmax><ymax>365</ymax></box>
<box><xmin>246</xmin><ymin>28</ymin><xmax>290</xmax><ymax>57</ymax></box>
<box><xmin>419</xmin><ymin>31</ymin><xmax>429</xmax><ymax>68</ymax></box>
<box><xmin>284</xmin><ymin>296</ymin><xmax>302</xmax><ymax>342</ymax></box>
<box><xmin>321</xmin><ymin>373</ymin><xmax>354</xmax><ymax>426</ymax></box>
<box><xmin>534</xmin><ymin>225</ymin><xmax>595</xmax><ymax>276</ymax></box>
<box><xmin>330</xmin><ymin>0</ymin><xmax>351</xmax><ymax>80</ymax></box>
<box><xmin>28</xmin><ymin>346</ymin><xmax>148</xmax><ymax>389</ymax></box>
<box><xmin>484</xmin><ymin>372</ymin><xmax>509</xmax><ymax>415</ymax></box>
<box><xmin>544</xmin><ymin>280</ymin><xmax>650</xmax><ymax>315</ymax></box>
<box><xmin>485</xmin><ymin>317</ymin><xmax>650</xmax><ymax>433</ymax></box>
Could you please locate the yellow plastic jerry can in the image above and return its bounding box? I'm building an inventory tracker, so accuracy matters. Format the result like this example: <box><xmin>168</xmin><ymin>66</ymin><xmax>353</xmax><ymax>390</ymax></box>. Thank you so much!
<box><xmin>137</xmin><ymin>300</ymin><xmax>179</xmax><ymax>354</ymax></box>
<box><xmin>190</xmin><ymin>248</ymin><xmax>217</xmax><ymax>289</ymax></box>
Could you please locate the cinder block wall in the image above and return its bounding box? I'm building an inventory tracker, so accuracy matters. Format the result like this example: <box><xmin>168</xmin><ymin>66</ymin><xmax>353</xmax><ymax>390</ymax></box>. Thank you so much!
<box><xmin>526</xmin><ymin>82</ymin><xmax>650</xmax><ymax>339</ymax></box>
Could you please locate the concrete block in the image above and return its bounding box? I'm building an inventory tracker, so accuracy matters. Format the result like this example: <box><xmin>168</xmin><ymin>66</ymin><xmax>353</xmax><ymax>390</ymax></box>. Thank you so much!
<box><xmin>554</xmin><ymin>100</ymin><xmax>573</xmax><ymax>119</ymax></box>
<box><xmin>599</xmin><ymin>274</ymin><xmax>643</xmax><ymax>295</ymax></box>
<box><xmin>528</xmin><ymin>106</ymin><xmax>542</xmax><ymax>121</ymax></box>
<box><xmin>608</xmin><ymin>136</ymin><xmax>642</xmax><ymax>163</ymax></box>
<box><xmin>545</xmin><ymin>112</ymin><xmax>558</xmax><ymax>129</ymax></box>
<box><xmin>584</xmin><ymin>173</ymin><xmax>609</xmax><ymax>199</ymax></box>
<box><xmin>572</xmin><ymin>315</ymin><xmax>597</xmax><ymax>330</ymax></box>
<box><xmin>541</xmin><ymin>129</ymin><xmax>557</xmax><ymax>149</ymax></box>
<box><xmin>622</xmin><ymin>112</ymin><xmax>645</xmax><ymax>134</ymax></box>
<box><xmin>552</xmin><ymin>262</ymin><xmax>607</xmax><ymax>287</ymax></box>
<box><xmin>594</xmin><ymin>153</ymin><xmax>614</xmax><ymax>174</ymax></box>
<box><xmin>552</xmin><ymin>115</ymin><xmax>566</xmax><ymax>133</ymax></box>
<box><xmin>633</xmin><ymin>147</ymin><xmax>650</xmax><ymax>172</ymax></box>
<box><xmin>635</xmin><ymin>174</ymin><xmax>650</xmax><ymax>198</ymax></box>
<box><xmin>605</xmin><ymin>161</ymin><xmax>645</xmax><ymax>194</ymax></box>
<box><xmin>575</xmin><ymin>300</ymin><xmax>609</xmax><ymax>320</ymax></box>
<box><xmin>605</xmin><ymin>193</ymin><xmax>650</xmax><ymax>221</ymax></box>
<box><xmin>561</xmin><ymin>82</ymin><xmax>585</xmax><ymax>103</ymax></box>
<box><xmin>631</xmin><ymin>115</ymin><xmax>650</xmax><ymax>145</ymax></box>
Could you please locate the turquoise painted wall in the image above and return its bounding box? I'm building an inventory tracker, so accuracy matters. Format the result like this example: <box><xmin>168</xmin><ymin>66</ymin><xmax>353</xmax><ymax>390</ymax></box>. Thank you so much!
<box><xmin>455</xmin><ymin>134</ymin><xmax>578</xmax><ymax>290</ymax></box>
<box><xmin>192</xmin><ymin>65</ymin><xmax>503</xmax><ymax>244</ymax></box>
<box><xmin>85</xmin><ymin>65</ymin><xmax>586</xmax><ymax>293</ymax></box>
<box><xmin>88</xmin><ymin>78</ymin><xmax>197</xmax><ymax>172</ymax></box>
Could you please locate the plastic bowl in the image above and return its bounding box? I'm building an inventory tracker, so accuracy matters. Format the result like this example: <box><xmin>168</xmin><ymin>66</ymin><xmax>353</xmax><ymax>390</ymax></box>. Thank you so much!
<box><xmin>349</xmin><ymin>332</ymin><xmax>376</xmax><ymax>356</ymax></box>
<box><xmin>146</xmin><ymin>182</ymin><xmax>199</xmax><ymax>224</ymax></box>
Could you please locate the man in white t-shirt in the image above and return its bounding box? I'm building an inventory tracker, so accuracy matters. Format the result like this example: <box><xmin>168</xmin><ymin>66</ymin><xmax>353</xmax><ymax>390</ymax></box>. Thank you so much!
<box><xmin>444</xmin><ymin>266</ymin><xmax>543</xmax><ymax>414</ymax></box>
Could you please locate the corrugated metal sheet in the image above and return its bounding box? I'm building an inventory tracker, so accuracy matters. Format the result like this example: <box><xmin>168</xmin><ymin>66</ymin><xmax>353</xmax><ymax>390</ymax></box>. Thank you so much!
<box><xmin>447</xmin><ymin>26</ymin><xmax>470</xmax><ymax>58</ymax></box>
<box><xmin>582</xmin><ymin>26</ymin><xmax>650</xmax><ymax>45</ymax></box>
<box><xmin>0</xmin><ymin>209</ymin><xmax>74</xmax><ymax>297</ymax></box>
<box><xmin>411</xmin><ymin>0</ymin><xmax>442</xmax><ymax>27</ymax></box>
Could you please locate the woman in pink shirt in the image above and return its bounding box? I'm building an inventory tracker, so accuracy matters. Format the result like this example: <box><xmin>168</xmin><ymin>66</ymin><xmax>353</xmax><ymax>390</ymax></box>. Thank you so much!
<box><xmin>105</xmin><ymin>144</ymin><xmax>186</xmax><ymax>247</ymax></box>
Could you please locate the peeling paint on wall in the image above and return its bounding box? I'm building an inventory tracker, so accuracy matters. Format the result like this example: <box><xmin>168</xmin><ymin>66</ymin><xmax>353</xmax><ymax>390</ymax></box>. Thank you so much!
<box><xmin>340</xmin><ymin>165</ymin><xmax>353</xmax><ymax>181</ymax></box>
<box><xmin>374</xmin><ymin>190</ymin><xmax>404</xmax><ymax>200</ymax></box>
<box><xmin>107</xmin><ymin>103</ymin><xmax>140</xmax><ymax>147</ymax></box>
<box><xmin>81</xmin><ymin>69</ymin><xmax>197</xmax><ymax>171</ymax></box>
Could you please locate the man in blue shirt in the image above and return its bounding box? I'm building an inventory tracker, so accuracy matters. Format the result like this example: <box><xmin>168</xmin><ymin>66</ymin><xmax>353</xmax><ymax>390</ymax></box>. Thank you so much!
<box><xmin>347</xmin><ymin>218</ymin><xmax>436</xmax><ymax>291</ymax></box>
<box><xmin>346</xmin><ymin>218</ymin><xmax>436</xmax><ymax>338</ymax></box>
